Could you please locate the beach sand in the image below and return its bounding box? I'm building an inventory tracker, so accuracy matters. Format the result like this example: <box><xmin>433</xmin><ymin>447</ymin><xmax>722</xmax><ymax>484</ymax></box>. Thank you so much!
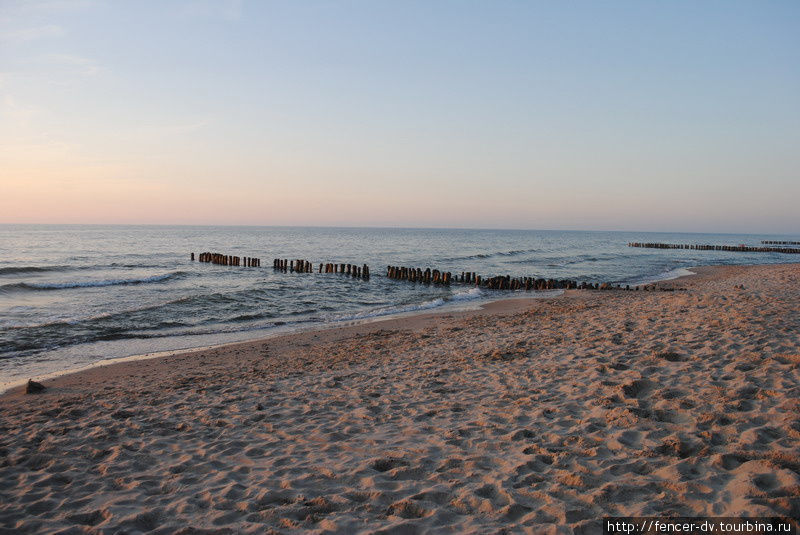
<box><xmin>1</xmin><ymin>263</ymin><xmax>798</xmax><ymax>534</ymax></box>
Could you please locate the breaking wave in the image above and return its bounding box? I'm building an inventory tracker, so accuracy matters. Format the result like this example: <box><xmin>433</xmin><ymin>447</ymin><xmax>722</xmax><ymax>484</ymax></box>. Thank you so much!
<box><xmin>440</xmin><ymin>248</ymin><xmax>538</xmax><ymax>262</ymax></box>
<box><xmin>0</xmin><ymin>272</ymin><xmax>184</xmax><ymax>292</ymax></box>
<box><xmin>0</xmin><ymin>265</ymin><xmax>72</xmax><ymax>275</ymax></box>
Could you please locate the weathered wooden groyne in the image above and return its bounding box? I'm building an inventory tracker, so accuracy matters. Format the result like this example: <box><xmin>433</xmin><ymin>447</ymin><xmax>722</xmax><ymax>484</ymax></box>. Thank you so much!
<box><xmin>321</xmin><ymin>262</ymin><xmax>370</xmax><ymax>279</ymax></box>
<box><xmin>273</xmin><ymin>259</ymin><xmax>370</xmax><ymax>280</ymax></box>
<box><xmin>628</xmin><ymin>242</ymin><xmax>800</xmax><ymax>254</ymax></box>
<box><xmin>482</xmin><ymin>275</ymin><xmax>580</xmax><ymax>291</ymax></box>
<box><xmin>272</xmin><ymin>259</ymin><xmax>314</xmax><ymax>273</ymax></box>
<box><xmin>190</xmin><ymin>253</ymin><xmax>678</xmax><ymax>292</ymax></box>
<box><xmin>195</xmin><ymin>252</ymin><xmax>261</xmax><ymax>266</ymax></box>
<box><xmin>762</xmin><ymin>240</ymin><xmax>800</xmax><ymax>246</ymax></box>
<box><xmin>386</xmin><ymin>266</ymin><xmax>453</xmax><ymax>285</ymax></box>
<box><xmin>385</xmin><ymin>265</ymin><xmax>667</xmax><ymax>292</ymax></box>
<box><xmin>191</xmin><ymin>252</ymin><xmax>680</xmax><ymax>291</ymax></box>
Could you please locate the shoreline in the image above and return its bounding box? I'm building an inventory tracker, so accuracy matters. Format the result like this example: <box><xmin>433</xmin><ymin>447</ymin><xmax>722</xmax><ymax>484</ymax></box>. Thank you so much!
<box><xmin>0</xmin><ymin>265</ymin><xmax>694</xmax><ymax>396</ymax></box>
<box><xmin>2</xmin><ymin>262</ymin><xmax>797</xmax><ymax>533</ymax></box>
<box><xmin>0</xmin><ymin>286</ymin><xmax>562</xmax><ymax>399</ymax></box>
<box><xmin>0</xmin><ymin>289</ymin><xmax>552</xmax><ymax>396</ymax></box>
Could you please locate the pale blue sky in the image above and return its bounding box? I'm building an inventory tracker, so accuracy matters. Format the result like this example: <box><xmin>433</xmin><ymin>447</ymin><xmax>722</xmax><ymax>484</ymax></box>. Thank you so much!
<box><xmin>1</xmin><ymin>1</ymin><xmax>798</xmax><ymax>232</ymax></box>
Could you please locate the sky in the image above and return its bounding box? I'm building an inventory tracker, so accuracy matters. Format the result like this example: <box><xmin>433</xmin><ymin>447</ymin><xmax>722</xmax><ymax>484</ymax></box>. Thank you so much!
<box><xmin>1</xmin><ymin>1</ymin><xmax>798</xmax><ymax>233</ymax></box>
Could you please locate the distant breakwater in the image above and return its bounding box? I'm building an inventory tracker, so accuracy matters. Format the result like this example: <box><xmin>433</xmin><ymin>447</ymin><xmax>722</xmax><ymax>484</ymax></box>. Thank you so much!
<box><xmin>628</xmin><ymin>243</ymin><xmax>800</xmax><ymax>254</ymax></box>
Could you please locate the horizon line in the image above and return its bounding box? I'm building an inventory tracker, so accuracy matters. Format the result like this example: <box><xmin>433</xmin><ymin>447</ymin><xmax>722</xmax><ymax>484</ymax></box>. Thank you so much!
<box><xmin>0</xmin><ymin>222</ymin><xmax>797</xmax><ymax>237</ymax></box>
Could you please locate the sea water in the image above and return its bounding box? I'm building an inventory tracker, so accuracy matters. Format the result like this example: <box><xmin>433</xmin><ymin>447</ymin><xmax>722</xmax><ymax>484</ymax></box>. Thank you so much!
<box><xmin>1</xmin><ymin>224</ymin><xmax>796</xmax><ymax>388</ymax></box>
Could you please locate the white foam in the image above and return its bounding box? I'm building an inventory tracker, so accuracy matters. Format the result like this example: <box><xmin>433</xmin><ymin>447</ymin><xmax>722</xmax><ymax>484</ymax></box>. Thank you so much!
<box><xmin>331</xmin><ymin>288</ymin><xmax>484</xmax><ymax>322</ymax></box>
<box><xmin>0</xmin><ymin>285</ymin><xmax>569</xmax><ymax>395</ymax></box>
<box><xmin>27</xmin><ymin>272</ymin><xmax>179</xmax><ymax>289</ymax></box>
<box><xmin>628</xmin><ymin>267</ymin><xmax>696</xmax><ymax>286</ymax></box>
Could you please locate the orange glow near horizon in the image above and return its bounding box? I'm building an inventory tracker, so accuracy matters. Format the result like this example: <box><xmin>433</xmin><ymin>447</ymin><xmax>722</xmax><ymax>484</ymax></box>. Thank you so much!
<box><xmin>1</xmin><ymin>2</ymin><xmax>798</xmax><ymax>233</ymax></box>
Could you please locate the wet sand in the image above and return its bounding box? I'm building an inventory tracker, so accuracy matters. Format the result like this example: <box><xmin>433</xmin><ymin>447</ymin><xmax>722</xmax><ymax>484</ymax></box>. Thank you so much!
<box><xmin>1</xmin><ymin>263</ymin><xmax>798</xmax><ymax>534</ymax></box>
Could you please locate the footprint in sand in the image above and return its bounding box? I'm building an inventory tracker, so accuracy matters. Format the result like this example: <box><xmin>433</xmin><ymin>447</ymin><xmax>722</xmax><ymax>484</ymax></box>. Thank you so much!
<box><xmin>370</xmin><ymin>458</ymin><xmax>407</xmax><ymax>472</ymax></box>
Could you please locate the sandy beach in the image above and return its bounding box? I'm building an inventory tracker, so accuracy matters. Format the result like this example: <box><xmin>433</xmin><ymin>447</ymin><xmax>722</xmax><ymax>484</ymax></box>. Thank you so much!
<box><xmin>1</xmin><ymin>263</ymin><xmax>798</xmax><ymax>534</ymax></box>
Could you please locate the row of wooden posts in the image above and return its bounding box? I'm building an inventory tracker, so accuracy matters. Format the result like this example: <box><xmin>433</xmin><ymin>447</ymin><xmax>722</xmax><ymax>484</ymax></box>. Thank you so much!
<box><xmin>480</xmin><ymin>276</ymin><xmax>669</xmax><ymax>292</ymax></box>
<box><xmin>385</xmin><ymin>265</ymin><xmax>665</xmax><ymax>292</ymax></box>
<box><xmin>387</xmin><ymin>266</ymin><xmax>453</xmax><ymax>285</ymax></box>
<box><xmin>273</xmin><ymin>259</ymin><xmax>314</xmax><ymax>273</ymax></box>
<box><xmin>191</xmin><ymin>253</ymin><xmax>673</xmax><ymax>292</ymax></box>
<box><xmin>321</xmin><ymin>262</ymin><xmax>370</xmax><ymax>280</ymax></box>
<box><xmin>193</xmin><ymin>252</ymin><xmax>261</xmax><ymax>267</ymax></box>
<box><xmin>483</xmin><ymin>275</ymin><xmax>578</xmax><ymax>291</ymax></box>
<box><xmin>762</xmin><ymin>240</ymin><xmax>800</xmax><ymax>246</ymax></box>
<box><xmin>628</xmin><ymin>242</ymin><xmax>800</xmax><ymax>254</ymax></box>
<box><xmin>273</xmin><ymin>259</ymin><xmax>370</xmax><ymax>280</ymax></box>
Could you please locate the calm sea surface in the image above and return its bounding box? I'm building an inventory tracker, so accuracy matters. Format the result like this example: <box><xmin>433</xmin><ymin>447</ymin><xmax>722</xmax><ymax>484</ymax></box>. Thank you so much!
<box><xmin>1</xmin><ymin>225</ymin><xmax>797</xmax><ymax>389</ymax></box>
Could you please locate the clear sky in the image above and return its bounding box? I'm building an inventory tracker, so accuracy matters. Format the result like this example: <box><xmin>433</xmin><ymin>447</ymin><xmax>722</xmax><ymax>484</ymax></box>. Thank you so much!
<box><xmin>1</xmin><ymin>1</ymin><xmax>798</xmax><ymax>232</ymax></box>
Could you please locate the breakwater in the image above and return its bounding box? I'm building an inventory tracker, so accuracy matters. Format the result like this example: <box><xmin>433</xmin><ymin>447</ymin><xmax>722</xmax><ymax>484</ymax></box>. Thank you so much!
<box><xmin>196</xmin><ymin>252</ymin><xmax>261</xmax><ymax>266</ymax></box>
<box><xmin>192</xmin><ymin>253</ymin><xmax>682</xmax><ymax>292</ymax></box>
<box><xmin>385</xmin><ymin>265</ymin><xmax>669</xmax><ymax>292</ymax></box>
<box><xmin>195</xmin><ymin>255</ymin><xmax>676</xmax><ymax>292</ymax></box>
<box><xmin>628</xmin><ymin>242</ymin><xmax>800</xmax><ymax>254</ymax></box>
<box><xmin>272</xmin><ymin>259</ymin><xmax>314</xmax><ymax>273</ymax></box>
<box><xmin>273</xmin><ymin>259</ymin><xmax>370</xmax><ymax>280</ymax></box>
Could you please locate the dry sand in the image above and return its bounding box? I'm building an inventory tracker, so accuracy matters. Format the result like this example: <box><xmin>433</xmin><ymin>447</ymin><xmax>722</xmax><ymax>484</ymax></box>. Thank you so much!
<box><xmin>1</xmin><ymin>263</ymin><xmax>799</xmax><ymax>534</ymax></box>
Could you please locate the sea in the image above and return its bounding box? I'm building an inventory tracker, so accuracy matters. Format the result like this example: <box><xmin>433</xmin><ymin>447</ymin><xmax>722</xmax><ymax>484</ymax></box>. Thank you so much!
<box><xmin>1</xmin><ymin>225</ymin><xmax>797</xmax><ymax>391</ymax></box>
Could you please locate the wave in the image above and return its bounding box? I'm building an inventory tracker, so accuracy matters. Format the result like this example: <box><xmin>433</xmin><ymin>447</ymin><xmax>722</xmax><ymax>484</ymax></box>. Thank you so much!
<box><xmin>0</xmin><ymin>265</ymin><xmax>72</xmax><ymax>275</ymax></box>
<box><xmin>229</xmin><ymin>312</ymin><xmax>270</xmax><ymax>323</ymax></box>
<box><xmin>329</xmin><ymin>287</ymin><xmax>485</xmax><ymax>322</ymax></box>
<box><xmin>0</xmin><ymin>272</ymin><xmax>185</xmax><ymax>292</ymax></box>
<box><xmin>0</xmin><ymin>262</ymin><xmax>183</xmax><ymax>277</ymax></box>
<box><xmin>107</xmin><ymin>263</ymin><xmax>173</xmax><ymax>269</ymax></box>
<box><xmin>625</xmin><ymin>267</ymin><xmax>695</xmax><ymax>286</ymax></box>
<box><xmin>509</xmin><ymin>252</ymin><xmax>626</xmax><ymax>266</ymax></box>
<box><xmin>440</xmin><ymin>248</ymin><xmax>538</xmax><ymax>262</ymax></box>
